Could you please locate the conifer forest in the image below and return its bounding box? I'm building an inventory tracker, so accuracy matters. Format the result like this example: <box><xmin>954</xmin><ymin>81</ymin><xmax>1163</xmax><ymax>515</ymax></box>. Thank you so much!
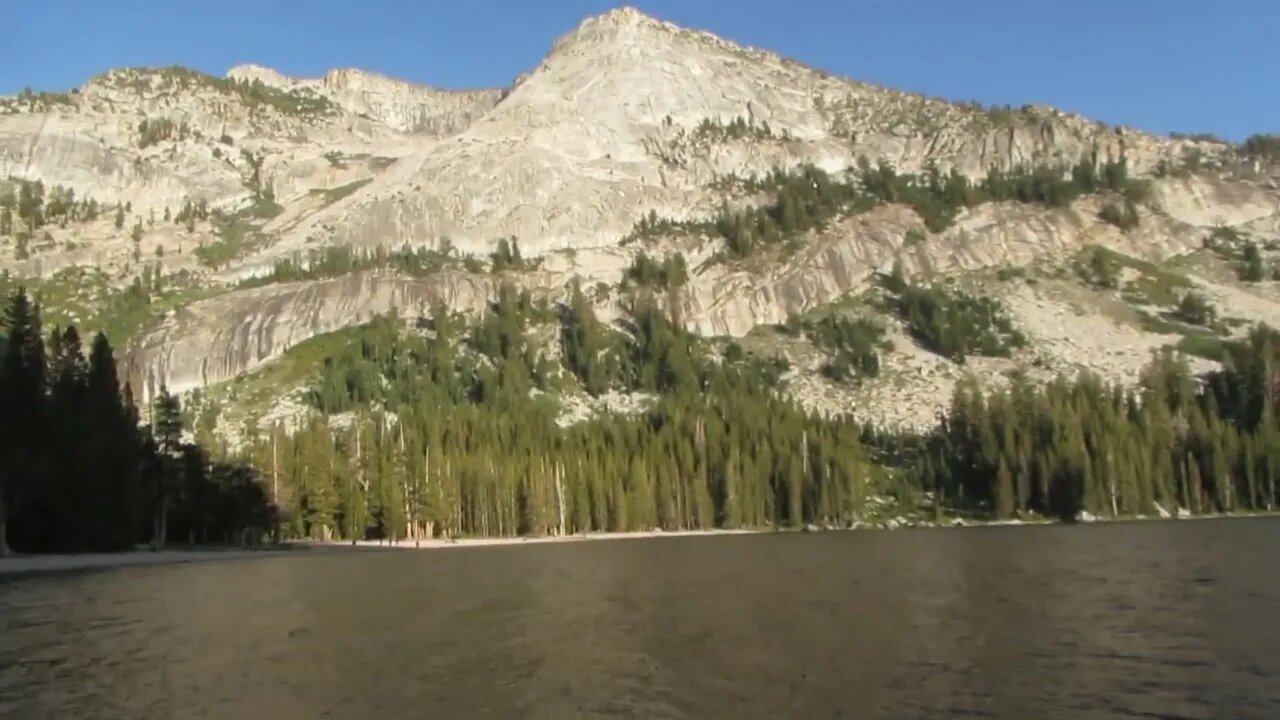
<box><xmin>4</xmin><ymin>265</ymin><xmax>1276</xmax><ymax>553</ymax></box>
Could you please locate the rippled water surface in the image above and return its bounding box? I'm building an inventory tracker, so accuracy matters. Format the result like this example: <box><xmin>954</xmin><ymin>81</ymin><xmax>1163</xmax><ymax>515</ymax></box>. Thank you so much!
<box><xmin>2</xmin><ymin>519</ymin><xmax>1279</xmax><ymax>719</ymax></box>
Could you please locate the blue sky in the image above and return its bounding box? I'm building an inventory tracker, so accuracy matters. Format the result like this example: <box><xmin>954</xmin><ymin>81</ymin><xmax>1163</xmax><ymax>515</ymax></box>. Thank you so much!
<box><xmin>3</xmin><ymin>0</ymin><xmax>1275</xmax><ymax>140</ymax></box>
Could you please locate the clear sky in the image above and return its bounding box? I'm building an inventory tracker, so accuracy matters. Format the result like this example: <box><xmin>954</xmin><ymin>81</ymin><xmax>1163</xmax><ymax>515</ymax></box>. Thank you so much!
<box><xmin>3</xmin><ymin>0</ymin><xmax>1275</xmax><ymax>141</ymax></box>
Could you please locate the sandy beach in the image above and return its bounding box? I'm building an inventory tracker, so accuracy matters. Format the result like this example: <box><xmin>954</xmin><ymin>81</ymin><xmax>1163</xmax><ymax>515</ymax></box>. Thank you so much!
<box><xmin>309</xmin><ymin>527</ymin><xmax>765</xmax><ymax>551</ymax></box>
<box><xmin>0</xmin><ymin>529</ymin><xmax>764</xmax><ymax>576</ymax></box>
<box><xmin>8</xmin><ymin>514</ymin><xmax>1263</xmax><ymax>577</ymax></box>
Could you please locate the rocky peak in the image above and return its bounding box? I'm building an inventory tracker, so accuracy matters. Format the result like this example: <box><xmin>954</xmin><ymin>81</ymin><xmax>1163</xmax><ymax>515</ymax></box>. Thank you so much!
<box><xmin>572</xmin><ymin>5</ymin><xmax>667</xmax><ymax>33</ymax></box>
<box><xmin>543</xmin><ymin>5</ymin><xmax>688</xmax><ymax>62</ymax></box>
<box><xmin>220</xmin><ymin>64</ymin><xmax>503</xmax><ymax>136</ymax></box>
<box><xmin>320</xmin><ymin>68</ymin><xmax>403</xmax><ymax>91</ymax></box>
<box><xmin>316</xmin><ymin>68</ymin><xmax>504</xmax><ymax>135</ymax></box>
<box><xmin>225</xmin><ymin>64</ymin><xmax>298</xmax><ymax>89</ymax></box>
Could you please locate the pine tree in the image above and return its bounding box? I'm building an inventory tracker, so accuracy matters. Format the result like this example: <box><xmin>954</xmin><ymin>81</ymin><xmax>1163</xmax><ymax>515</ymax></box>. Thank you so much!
<box><xmin>1187</xmin><ymin>458</ymin><xmax>1204</xmax><ymax>515</ymax></box>
<box><xmin>1</xmin><ymin>289</ymin><xmax>47</xmax><ymax>551</ymax></box>
<box><xmin>84</xmin><ymin>333</ymin><xmax>142</xmax><ymax>549</ymax></box>
<box><xmin>995</xmin><ymin>457</ymin><xmax>1015</xmax><ymax>519</ymax></box>
<box><xmin>45</xmin><ymin>325</ymin><xmax>89</xmax><ymax>549</ymax></box>
<box><xmin>149</xmin><ymin>387</ymin><xmax>184</xmax><ymax>548</ymax></box>
<box><xmin>1242</xmin><ymin>242</ymin><xmax>1265</xmax><ymax>283</ymax></box>
<box><xmin>627</xmin><ymin>456</ymin><xmax>653</xmax><ymax>531</ymax></box>
<box><xmin>0</xmin><ymin>294</ymin><xmax>268</xmax><ymax>552</ymax></box>
<box><xmin>605</xmin><ymin>463</ymin><xmax>627</xmax><ymax>532</ymax></box>
<box><xmin>720</xmin><ymin>441</ymin><xmax>741</xmax><ymax>528</ymax></box>
<box><xmin>786</xmin><ymin>454</ymin><xmax>804</xmax><ymax>527</ymax></box>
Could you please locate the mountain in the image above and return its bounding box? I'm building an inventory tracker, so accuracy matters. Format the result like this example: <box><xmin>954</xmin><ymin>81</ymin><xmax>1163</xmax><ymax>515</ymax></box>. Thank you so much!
<box><xmin>1</xmin><ymin>6</ymin><xmax>1278</xmax><ymax>436</ymax></box>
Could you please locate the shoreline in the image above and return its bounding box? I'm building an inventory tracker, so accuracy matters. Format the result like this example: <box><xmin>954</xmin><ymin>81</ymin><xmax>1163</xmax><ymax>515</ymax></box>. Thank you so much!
<box><xmin>0</xmin><ymin>529</ymin><xmax>763</xmax><ymax>577</ymax></box>
<box><xmin>2</xmin><ymin>514</ymin><xmax>1275</xmax><ymax>577</ymax></box>
<box><xmin>299</xmin><ymin>527</ymin><xmax>765</xmax><ymax>552</ymax></box>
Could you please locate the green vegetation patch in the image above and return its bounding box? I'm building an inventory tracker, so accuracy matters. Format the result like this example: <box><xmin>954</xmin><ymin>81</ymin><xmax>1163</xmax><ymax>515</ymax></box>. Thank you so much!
<box><xmin>623</xmin><ymin>251</ymin><xmax>689</xmax><ymax>290</ymax></box>
<box><xmin>238</xmin><ymin>243</ymin><xmax>465</xmax><ymax>289</ymax></box>
<box><xmin>0</xmin><ymin>266</ymin><xmax>215</xmax><ymax>348</ymax></box>
<box><xmin>195</xmin><ymin>196</ymin><xmax>283</xmax><ymax>269</ymax></box>
<box><xmin>1</xmin><ymin>177</ymin><xmax>104</xmax><ymax>234</ymax></box>
<box><xmin>212</xmin><ymin>324</ymin><xmax>363</xmax><ymax>417</ymax></box>
<box><xmin>0</xmin><ymin>88</ymin><xmax>75</xmax><ymax>114</ymax></box>
<box><xmin>1202</xmin><ymin>226</ymin><xmax>1274</xmax><ymax>283</ymax></box>
<box><xmin>629</xmin><ymin>155</ymin><xmax>1148</xmax><ymax>264</ymax></box>
<box><xmin>1076</xmin><ymin>246</ymin><xmax>1192</xmax><ymax>307</ymax></box>
<box><xmin>1239</xmin><ymin>133</ymin><xmax>1280</xmax><ymax>161</ymax></box>
<box><xmin>781</xmin><ymin>311</ymin><xmax>890</xmax><ymax>384</ymax></box>
<box><xmin>878</xmin><ymin>265</ymin><xmax>1026</xmax><ymax>363</ymax></box>
<box><xmin>903</xmin><ymin>324</ymin><xmax>1280</xmax><ymax>522</ymax></box>
<box><xmin>310</xmin><ymin>178</ymin><xmax>372</xmax><ymax>205</ymax></box>
<box><xmin>1124</xmin><ymin>289</ymin><xmax>1231</xmax><ymax>361</ymax></box>
<box><xmin>489</xmin><ymin>237</ymin><xmax>539</xmax><ymax>273</ymax></box>
<box><xmin>1175</xmin><ymin>334</ymin><xmax>1233</xmax><ymax>361</ymax></box>
<box><xmin>137</xmin><ymin>116</ymin><xmax>191</xmax><ymax>148</ymax></box>
<box><xmin>101</xmin><ymin>66</ymin><xmax>335</xmax><ymax>118</ymax></box>
<box><xmin>691</xmin><ymin>115</ymin><xmax>784</xmax><ymax>143</ymax></box>
<box><xmin>1074</xmin><ymin>246</ymin><xmax>1247</xmax><ymax>357</ymax></box>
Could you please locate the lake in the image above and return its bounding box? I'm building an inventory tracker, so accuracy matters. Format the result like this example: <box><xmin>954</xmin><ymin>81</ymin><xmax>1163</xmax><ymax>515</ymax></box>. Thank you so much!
<box><xmin>2</xmin><ymin>519</ymin><xmax>1278</xmax><ymax>719</ymax></box>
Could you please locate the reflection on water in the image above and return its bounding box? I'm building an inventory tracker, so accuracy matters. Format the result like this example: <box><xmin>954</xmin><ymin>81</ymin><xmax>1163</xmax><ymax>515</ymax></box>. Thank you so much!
<box><xmin>2</xmin><ymin>519</ymin><xmax>1279</xmax><ymax>719</ymax></box>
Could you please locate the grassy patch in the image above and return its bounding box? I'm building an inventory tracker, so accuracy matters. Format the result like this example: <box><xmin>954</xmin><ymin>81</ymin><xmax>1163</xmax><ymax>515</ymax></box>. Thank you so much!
<box><xmin>195</xmin><ymin>197</ymin><xmax>283</xmax><ymax>268</ymax></box>
<box><xmin>995</xmin><ymin>265</ymin><xmax>1029</xmax><ymax>282</ymax></box>
<box><xmin>0</xmin><ymin>267</ymin><xmax>218</xmax><ymax>348</ymax></box>
<box><xmin>1176</xmin><ymin>334</ymin><xmax>1232</xmax><ymax>361</ymax></box>
<box><xmin>1134</xmin><ymin>307</ymin><xmax>1232</xmax><ymax>362</ymax></box>
<box><xmin>100</xmin><ymin>283</ymin><xmax>217</xmax><ymax>349</ymax></box>
<box><xmin>1136</xmin><ymin>311</ymin><xmax>1206</xmax><ymax>336</ymax></box>
<box><xmin>0</xmin><ymin>267</ymin><xmax>108</xmax><ymax>330</ymax></box>
<box><xmin>1078</xmin><ymin>247</ymin><xmax>1244</xmax><ymax>358</ymax></box>
<box><xmin>1079</xmin><ymin>246</ymin><xmax>1192</xmax><ymax>306</ymax></box>
<box><xmin>215</xmin><ymin>326</ymin><xmax>359</xmax><ymax>416</ymax></box>
<box><xmin>310</xmin><ymin>178</ymin><xmax>371</xmax><ymax>205</ymax></box>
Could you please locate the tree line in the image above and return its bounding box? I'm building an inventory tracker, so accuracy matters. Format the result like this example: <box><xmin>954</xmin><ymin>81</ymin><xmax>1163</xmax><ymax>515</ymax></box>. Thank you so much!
<box><xmin>6</xmin><ymin>280</ymin><xmax>1276</xmax><ymax>552</ymax></box>
<box><xmin>624</xmin><ymin>251</ymin><xmax>689</xmax><ymax>290</ymax></box>
<box><xmin>1240</xmin><ymin>134</ymin><xmax>1280</xmax><ymax>162</ymax></box>
<box><xmin>628</xmin><ymin>154</ymin><xmax>1149</xmax><ymax>261</ymax></box>
<box><xmin>880</xmin><ymin>264</ymin><xmax>1027</xmax><ymax>363</ymax></box>
<box><xmin>238</xmin><ymin>244</ymin><xmax>461</xmax><ymax>289</ymax></box>
<box><xmin>906</xmin><ymin>326</ymin><xmax>1280</xmax><ymax>520</ymax></box>
<box><xmin>1202</xmin><ymin>226</ymin><xmax>1279</xmax><ymax>284</ymax></box>
<box><xmin>1</xmin><ymin>179</ymin><xmax>105</xmax><ymax>236</ymax></box>
<box><xmin>137</xmin><ymin>116</ymin><xmax>192</xmax><ymax>148</ymax></box>
<box><xmin>0</xmin><ymin>289</ymin><xmax>271</xmax><ymax>555</ymax></box>
<box><xmin>252</xmin><ymin>282</ymin><xmax>874</xmax><ymax>541</ymax></box>
<box><xmin>238</xmin><ymin>238</ymin><xmax>550</xmax><ymax>291</ymax></box>
<box><xmin>263</xmin><ymin>280</ymin><xmax>1280</xmax><ymax>541</ymax></box>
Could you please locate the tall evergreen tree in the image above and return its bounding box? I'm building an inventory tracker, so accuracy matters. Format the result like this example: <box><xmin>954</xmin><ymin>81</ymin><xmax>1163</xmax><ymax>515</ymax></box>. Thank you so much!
<box><xmin>1</xmin><ymin>289</ymin><xmax>47</xmax><ymax>551</ymax></box>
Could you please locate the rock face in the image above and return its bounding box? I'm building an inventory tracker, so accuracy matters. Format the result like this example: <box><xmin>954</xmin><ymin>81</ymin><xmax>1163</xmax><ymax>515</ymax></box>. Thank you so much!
<box><xmin>227</xmin><ymin>64</ymin><xmax>505</xmax><ymax>136</ymax></box>
<box><xmin>0</xmin><ymin>60</ymin><xmax>499</xmax><ymax>222</ymax></box>
<box><xmin>2</xmin><ymin>6</ymin><xmax>1278</xmax><ymax>417</ymax></box>
<box><xmin>125</xmin><ymin>270</ymin><xmax>496</xmax><ymax>396</ymax></box>
<box><xmin>126</xmin><ymin>172</ymin><xmax>1277</xmax><ymax>397</ymax></box>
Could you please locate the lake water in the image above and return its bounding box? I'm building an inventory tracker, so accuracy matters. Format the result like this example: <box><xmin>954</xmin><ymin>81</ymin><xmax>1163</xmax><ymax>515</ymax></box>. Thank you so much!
<box><xmin>2</xmin><ymin>520</ymin><xmax>1278</xmax><ymax>719</ymax></box>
